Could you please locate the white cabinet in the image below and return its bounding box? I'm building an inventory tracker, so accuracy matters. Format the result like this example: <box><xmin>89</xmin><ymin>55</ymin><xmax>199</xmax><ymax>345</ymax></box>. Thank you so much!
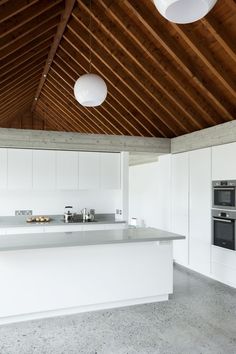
<box><xmin>189</xmin><ymin>148</ymin><xmax>211</xmax><ymax>276</ymax></box>
<box><xmin>7</xmin><ymin>149</ymin><xmax>32</xmax><ymax>190</ymax></box>
<box><xmin>33</xmin><ymin>150</ymin><xmax>56</xmax><ymax>190</ymax></box>
<box><xmin>56</xmin><ymin>151</ymin><xmax>78</xmax><ymax>190</ymax></box>
<box><xmin>100</xmin><ymin>153</ymin><xmax>121</xmax><ymax>189</ymax></box>
<box><xmin>171</xmin><ymin>152</ymin><xmax>189</xmax><ymax>266</ymax></box>
<box><xmin>78</xmin><ymin>152</ymin><xmax>100</xmax><ymax>190</ymax></box>
<box><xmin>212</xmin><ymin>142</ymin><xmax>236</xmax><ymax>180</ymax></box>
<box><xmin>105</xmin><ymin>223</ymin><xmax>126</xmax><ymax>230</ymax></box>
<box><xmin>0</xmin><ymin>148</ymin><xmax>7</xmax><ymax>190</ymax></box>
<box><xmin>211</xmin><ymin>246</ymin><xmax>236</xmax><ymax>287</ymax></box>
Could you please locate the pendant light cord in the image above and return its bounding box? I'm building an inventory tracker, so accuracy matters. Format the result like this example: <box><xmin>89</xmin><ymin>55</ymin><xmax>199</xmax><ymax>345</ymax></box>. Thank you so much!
<box><xmin>89</xmin><ymin>0</ymin><xmax>92</xmax><ymax>73</ymax></box>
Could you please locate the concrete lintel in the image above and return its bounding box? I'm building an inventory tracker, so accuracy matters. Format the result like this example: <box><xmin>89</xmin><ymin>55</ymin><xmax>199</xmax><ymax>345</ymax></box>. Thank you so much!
<box><xmin>0</xmin><ymin>128</ymin><xmax>170</xmax><ymax>154</ymax></box>
<box><xmin>171</xmin><ymin>121</ymin><xmax>236</xmax><ymax>154</ymax></box>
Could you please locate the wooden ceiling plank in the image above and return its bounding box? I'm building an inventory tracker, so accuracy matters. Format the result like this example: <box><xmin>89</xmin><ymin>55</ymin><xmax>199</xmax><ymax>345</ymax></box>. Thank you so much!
<box><xmin>0</xmin><ymin>0</ymin><xmax>38</xmax><ymax>23</ymax></box>
<box><xmin>2</xmin><ymin>4</ymin><xmax>63</xmax><ymax>50</ymax></box>
<box><xmin>0</xmin><ymin>68</ymin><xmax>43</xmax><ymax>97</ymax></box>
<box><xmin>0</xmin><ymin>76</ymin><xmax>41</xmax><ymax>102</ymax></box>
<box><xmin>48</xmin><ymin>67</ymin><xmax>114</xmax><ymax>135</ymax></box>
<box><xmin>1</xmin><ymin>82</ymin><xmax>38</xmax><ymax>107</ymax></box>
<box><xmin>57</xmin><ymin>45</ymin><xmax>155</xmax><ymax>137</ymax></box>
<box><xmin>201</xmin><ymin>16</ymin><xmax>236</xmax><ymax>63</ymax></box>
<box><xmin>63</xmin><ymin>32</ymin><xmax>172</xmax><ymax>137</ymax></box>
<box><xmin>224</xmin><ymin>0</ymin><xmax>236</xmax><ymax>10</ymax></box>
<box><xmin>2</xmin><ymin>42</ymin><xmax>51</xmax><ymax>77</ymax></box>
<box><xmin>171</xmin><ymin>23</ymin><xmax>236</xmax><ymax>99</ymax></box>
<box><xmin>1</xmin><ymin>97</ymin><xmax>33</xmax><ymax>118</ymax></box>
<box><xmin>41</xmin><ymin>84</ymin><xmax>103</xmax><ymax>135</ymax></box>
<box><xmin>1</xmin><ymin>53</ymin><xmax>48</xmax><ymax>83</ymax></box>
<box><xmin>1</xmin><ymin>19</ymin><xmax>58</xmax><ymax>60</ymax></box>
<box><xmin>43</xmin><ymin>79</ymin><xmax>124</xmax><ymax>135</ymax></box>
<box><xmin>37</xmin><ymin>97</ymin><xmax>90</xmax><ymax>134</ymax></box>
<box><xmin>37</xmin><ymin>100</ymin><xmax>78</xmax><ymax>133</ymax></box>
<box><xmin>34</xmin><ymin>110</ymin><xmax>62</xmax><ymax>132</ymax></box>
<box><xmin>0</xmin><ymin>106</ymin><xmax>31</xmax><ymax>125</ymax></box>
<box><xmin>125</xmin><ymin>0</ymin><xmax>234</xmax><ymax>119</ymax></box>
<box><xmin>31</xmin><ymin>0</ymin><xmax>76</xmax><ymax>112</ymax></box>
<box><xmin>1</xmin><ymin>34</ymin><xmax>53</xmax><ymax>70</ymax></box>
<box><xmin>1</xmin><ymin>0</ymin><xmax>62</xmax><ymax>37</ymax></box>
<box><xmin>54</xmin><ymin>53</ymin><xmax>144</xmax><ymax>136</ymax></box>
<box><xmin>1</xmin><ymin>61</ymin><xmax>45</xmax><ymax>93</ymax></box>
<box><xmin>80</xmin><ymin>1</ymin><xmax>201</xmax><ymax>132</ymax></box>
<box><xmin>46</xmin><ymin>74</ymin><xmax>126</xmax><ymax>135</ymax></box>
<box><xmin>70</xmin><ymin>11</ymin><xmax>185</xmax><ymax>136</ymax></box>
<box><xmin>100</xmin><ymin>0</ymin><xmax>222</xmax><ymax>126</ymax></box>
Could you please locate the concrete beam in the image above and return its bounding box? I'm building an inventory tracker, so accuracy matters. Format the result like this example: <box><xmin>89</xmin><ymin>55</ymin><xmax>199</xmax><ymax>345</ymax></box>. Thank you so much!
<box><xmin>171</xmin><ymin>121</ymin><xmax>236</xmax><ymax>154</ymax></box>
<box><xmin>0</xmin><ymin>128</ymin><xmax>170</xmax><ymax>154</ymax></box>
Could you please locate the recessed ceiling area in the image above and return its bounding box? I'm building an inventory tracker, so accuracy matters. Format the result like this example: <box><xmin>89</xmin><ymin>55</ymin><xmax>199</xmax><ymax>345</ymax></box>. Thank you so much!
<box><xmin>0</xmin><ymin>0</ymin><xmax>235</xmax><ymax>137</ymax></box>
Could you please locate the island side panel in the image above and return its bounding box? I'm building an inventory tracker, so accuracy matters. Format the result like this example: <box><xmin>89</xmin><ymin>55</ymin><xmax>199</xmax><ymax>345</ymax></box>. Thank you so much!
<box><xmin>0</xmin><ymin>241</ymin><xmax>173</xmax><ymax>323</ymax></box>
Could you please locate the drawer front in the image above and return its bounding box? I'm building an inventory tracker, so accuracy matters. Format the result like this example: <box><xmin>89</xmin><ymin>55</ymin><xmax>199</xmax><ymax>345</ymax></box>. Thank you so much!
<box><xmin>44</xmin><ymin>225</ymin><xmax>84</xmax><ymax>233</ymax></box>
<box><xmin>5</xmin><ymin>227</ymin><xmax>45</xmax><ymax>235</ymax></box>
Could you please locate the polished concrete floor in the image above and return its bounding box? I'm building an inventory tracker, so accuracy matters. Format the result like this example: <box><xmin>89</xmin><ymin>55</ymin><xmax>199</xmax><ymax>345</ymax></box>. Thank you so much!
<box><xmin>0</xmin><ymin>265</ymin><xmax>235</xmax><ymax>354</ymax></box>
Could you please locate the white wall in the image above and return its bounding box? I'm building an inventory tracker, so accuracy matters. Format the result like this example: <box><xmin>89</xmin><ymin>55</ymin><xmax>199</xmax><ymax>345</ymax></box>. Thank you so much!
<box><xmin>0</xmin><ymin>189</ymin><xmax>122</xmax><ymax>216</ymax></box>
<box><xmin>129</xmin><ymin>155</ymin><xmax>171</xmax><ymax>230</ymax></box>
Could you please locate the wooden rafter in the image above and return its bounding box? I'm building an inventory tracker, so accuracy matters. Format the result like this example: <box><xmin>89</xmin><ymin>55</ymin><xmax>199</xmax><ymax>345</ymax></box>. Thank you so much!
<box><xmin>31</xmin><ymin>0</ymin><xmax>76</xmax><ymax>112</ymax></box>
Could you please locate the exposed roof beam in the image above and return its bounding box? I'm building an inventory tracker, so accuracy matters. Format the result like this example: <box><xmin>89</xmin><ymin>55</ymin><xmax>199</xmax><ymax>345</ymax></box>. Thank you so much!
<box><xmin>31</xmin><ymin>0</ymin><xmax>76</xmax><ymax>112</ymax></box>
<box><xmin>0</xmin><ymin>128</ymin><xmax>171</xmax><ymax>154</ymax></box>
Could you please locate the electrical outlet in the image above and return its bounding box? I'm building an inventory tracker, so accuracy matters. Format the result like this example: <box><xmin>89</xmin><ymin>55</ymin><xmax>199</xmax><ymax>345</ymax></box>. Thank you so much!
<box><xmin>15</xmin><ymin>210</ymin><xmax>33</xmax><ymax>216</ymax></box>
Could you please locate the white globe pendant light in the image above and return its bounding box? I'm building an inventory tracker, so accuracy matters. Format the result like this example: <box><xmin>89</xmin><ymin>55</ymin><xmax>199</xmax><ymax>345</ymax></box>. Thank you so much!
<box><xmin>74</xmin><ymin>73</ymin><xmax>107</xmax><ymax>107</ymax></box>
<box><xmin>74</xmin><ymin>0</ymin><xmax>107</xmax><ymax>107</ymax></box>
<box><xmin>153</xmin><ymin>0</ymin><xmax>217</xmax><ymax>24</ymax></box>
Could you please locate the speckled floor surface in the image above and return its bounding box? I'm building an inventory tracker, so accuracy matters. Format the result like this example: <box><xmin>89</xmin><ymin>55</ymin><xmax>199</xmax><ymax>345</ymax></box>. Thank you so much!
<box><xmin>0</xmin><ymin>265</ymin><xmax>235</xmax><ymax>354</ymax></box>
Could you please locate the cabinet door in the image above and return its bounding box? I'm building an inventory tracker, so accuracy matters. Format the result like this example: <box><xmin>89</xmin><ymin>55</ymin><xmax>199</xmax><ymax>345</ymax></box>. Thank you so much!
<box><xmin>105</xmin><ymin>223</ymin><xmax>126</xmax><ymax>230</ymax></box>
<box><xmin>100</xmin><ymin>153</ymin><xmax>121</xmax><ymax>189</ymax></box>
<box><xmin>7</xmin><ymin>149</ymin><xmax>32</xmax><ymax>189</ymax></box>
<box><xmin>33</xmin><ymin>150</ymin><xmax>56</xmax><ymax>190</ymax></box>
<box><xmin>56</xmin><ymin>151</ymin><xmax>78</xmax><ymax>190</ymax></box>
<box><xmin>78</xmin><ymin>152</ymin><xmax>100</xmax><ymax>190</ymax></box>
<box><xmin>212</xmin><ymin>142</ymin><xmax>236</xmax><ymax>180</ymax></box>
<box><xmin>0</xmin><ymin>148</ymin><xmax>7</xmax><ymax>190</ymax></box>
<box><xmin>189</xmin><ymin>148</ymin><xmax>211</xmax><ymax>276</ymax></box>
<box><xmin>44</xmin><ymin>225</ymin><xmax>84</xmax><ymax>233</ymax></box>
<box><xmin>171</xmin><ymin>152</ymin><xmax>189</xmax><ymax>266</ymax></box>
<box><xmin>83</xmin><ymin>224</ymin><xmax>106</xmax><ymax>231</ymax></box>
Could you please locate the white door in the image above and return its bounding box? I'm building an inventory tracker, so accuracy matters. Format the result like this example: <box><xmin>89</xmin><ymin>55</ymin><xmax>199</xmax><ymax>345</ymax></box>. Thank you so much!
<box><xmin>56</xmin><ymin>151</ymin><xmax>78</xmax><ymax>190</ymax></box>
<box><xmin>100</xmin><ymin>153</ymin><xmax>121</xmax><ymax>189</ymax></box>
<box><xmin>33</xmin><ymin>150</ymin><xmax>56</xmax><ymax>190</ymax></box>
<box><xmin>212</xmin><ymin>142</ymin><xmax>236</xmax><ymax>180</ymax></box>
<box><xmin>0</xmin><ymin>148</ymin><xmax>7</xmax><ymax>190</ymax></box>
<box><xmin>78</xmin><ymin>152</ymin><xmax>100</xmax><ymax>190</ymax></box>
<box><xmin>171</xmin><ymin>152</ymin><xmax>189</xmax><ymax>266</ymax></box>
<box><xmin>189</xmin><ymin>148</ymin><xmax>211</xmax><ymax>276</ymax></box>
<box><xmin>7</xmin><ymin>149</ymin><xmax>33</xmax><ymax>189</ymax></box>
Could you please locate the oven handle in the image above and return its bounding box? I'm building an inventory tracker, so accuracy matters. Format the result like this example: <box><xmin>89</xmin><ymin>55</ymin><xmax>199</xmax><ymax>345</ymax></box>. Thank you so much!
<box><xmin>213</xmin><ymin>218</ymin><xmax>232</xmax><ymax>223</ymax></box>
<box><xmin>213</xmin><ymin>187</ymin><xmax>235</xmax><ymax>191</ymax></box>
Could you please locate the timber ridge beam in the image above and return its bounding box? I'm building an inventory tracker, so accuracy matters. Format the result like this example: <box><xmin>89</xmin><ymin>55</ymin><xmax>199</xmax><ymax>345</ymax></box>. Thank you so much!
<box><xmin>0</xmin><ymin>129</ymin><xmax>170</xmax><ymax>154</ymax></box>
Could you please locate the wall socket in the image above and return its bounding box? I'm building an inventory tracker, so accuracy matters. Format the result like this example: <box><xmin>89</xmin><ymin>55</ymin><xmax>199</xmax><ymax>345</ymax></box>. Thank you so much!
<box><xmin>15</xmin><ymin>210</ymin><xmax>33</xmax><ymax>216</ymax></box>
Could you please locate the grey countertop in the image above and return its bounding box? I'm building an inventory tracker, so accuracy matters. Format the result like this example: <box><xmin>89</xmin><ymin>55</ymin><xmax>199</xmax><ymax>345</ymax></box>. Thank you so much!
<box><xmin>0</xmin><ymin>214</ymin><xmax>126</xmax><ymax>228</ymax></box>
<box><xmin>0</xmin><ymin>227</ymin><xmax>185</xmax><ymax>252</ymax></box>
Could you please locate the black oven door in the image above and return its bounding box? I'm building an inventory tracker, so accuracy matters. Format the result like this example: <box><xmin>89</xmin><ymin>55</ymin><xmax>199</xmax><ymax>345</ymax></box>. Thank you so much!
<box><xmin>213</xmin><ymin>217</ymin><xmax>235</xmax><ymax>250</ymax></box>
<box><xmin>214</xmin><ymin>187</ymin><xmax>235</xmax><ymax>207</ymax></box>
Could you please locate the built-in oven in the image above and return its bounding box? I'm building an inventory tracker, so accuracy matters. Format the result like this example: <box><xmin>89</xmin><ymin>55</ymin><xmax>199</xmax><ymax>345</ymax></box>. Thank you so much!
<box><xmin>212</xmin><ymin>209</ymin><xmax>236</xmax><ymax>251</ymax></box>
<box><xmin>212</xmin><ymin>180</ymin><xmax>236</xmax><ymax>210</ymax></box>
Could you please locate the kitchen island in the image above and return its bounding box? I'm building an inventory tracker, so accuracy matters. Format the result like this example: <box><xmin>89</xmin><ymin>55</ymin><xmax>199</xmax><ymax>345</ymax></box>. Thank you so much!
<box><xmin>0</xmin><ymin>227</ymin><xmax>184</xmax><ymax>324</ymax></box>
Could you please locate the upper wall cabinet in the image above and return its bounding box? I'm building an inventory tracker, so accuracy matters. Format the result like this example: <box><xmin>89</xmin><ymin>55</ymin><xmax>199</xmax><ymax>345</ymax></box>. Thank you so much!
<box><xmin>100</xmin><ymin>153</ymin><xmax>121</xmax><ymax>189</ymax></box>
<box><xmin>0</xmin><ymin>149</ymin><xmax>7</xmax><ymax>190</ymax></box>
<box><xmin>56</xmin><ymin>151</ymin><xmax>78</xmax><ymax>190</ymax></box>
<box><xmin>33</xmin><ymin>150</ymin><xmax>56</xmax><ymax>190</ymax></box>
<box><xmin>7</xmin><ymin>149</ymin><xmax>32</xmax><ymax>190</ymax></box>
<box><xmin>78</xmin><ymin>152</ymin><xmax>100</xmax><ymax>190</ymax></box>
<box><xmin>212</xmin><ymin>142</ymin><xmax>236</xmax><ymax>180</ymax></box>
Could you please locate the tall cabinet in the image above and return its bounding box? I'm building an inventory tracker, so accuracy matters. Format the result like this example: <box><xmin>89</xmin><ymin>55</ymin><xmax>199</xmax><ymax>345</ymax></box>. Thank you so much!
<box><xmin>189</xmin><ymin>148</ymin><xmax>211</xmax><ymax>276</ymax></box>
<box><xmin>171</xmin><ymin>152</ymin><xmax>189</xmax><ymax>266</ymax></box>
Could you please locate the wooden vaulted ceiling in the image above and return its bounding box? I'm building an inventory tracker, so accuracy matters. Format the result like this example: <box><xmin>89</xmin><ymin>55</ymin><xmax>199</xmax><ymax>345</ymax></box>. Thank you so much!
<box><xmin>0</xmin><ymin>0</ymin><xmax>235</xmax><ymax>137</ymax></box>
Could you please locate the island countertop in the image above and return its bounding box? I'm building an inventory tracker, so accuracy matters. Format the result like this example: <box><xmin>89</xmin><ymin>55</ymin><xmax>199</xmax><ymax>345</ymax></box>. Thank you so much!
<box><xmin>0</xmin><ymin>227</ymin><xmax>185</xmax><ymax>252</ymax></box>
